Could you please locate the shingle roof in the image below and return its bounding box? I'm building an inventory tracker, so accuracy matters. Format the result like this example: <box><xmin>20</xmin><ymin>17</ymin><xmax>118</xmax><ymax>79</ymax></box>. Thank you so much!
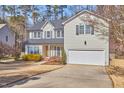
<box><xmin>27</xmin><ymin>21</ymin><xmax>46</xmax><ymax>31</ymax></box>
<box><xmin>27</xmin><ymin>10</ymin><xmax>109</xmax><ymax>31</ymax></box>
<box><xmin>27</xmin><ymin>18</ymin><xmax>67</xmax><ymax>31</ymax></box>
<box><xmin>0</xmin><ymin>24</ymin><xmax>6</xmax><ymax>30</ymax></box>
<box><xmin>50</xmin><ymin>18</ymin><xmax>67</xmax><ymax>30</ymax></box>
<box><xmin>26</xmin><ymin>38</ymin><xmax>64</xmax><ymax>44</ymax></box>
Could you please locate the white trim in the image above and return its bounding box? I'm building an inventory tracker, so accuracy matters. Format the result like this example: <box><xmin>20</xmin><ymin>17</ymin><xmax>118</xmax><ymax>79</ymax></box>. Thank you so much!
<box><xmin>78</xmin><ymin>24</ymin><xmax>94</xmax><ymax>35</ymax></box>
<box><xmin>41</xmin><ymin>21</ymin><xmax>55</xmax><ymax>30</ymax></box>
<box><xmin>25</xmin><ymin>45</ymin><xmax>42</xmax><ymax>54</ymax></box>
<box><xmin>56</xmin><ymin>30</ymin><xmax>64</xmax><ymax>38</ymax></box>
<box><xmin>62</xmin><ymin>10</ymin><xmax>110</xmax><ymax>25</ymax></box>
<box><xmin>29</xmin><ymin>31</ymin><xmax>42</xmax><ymax>39</ymax></box>
<box><xmin>41</xmin><ymin>21</ymin><xmax>48</xmax><ymax>30</ymax></box>
<box><xmin>46</xmin><ymin>31</ymin><xmax>52</xmax><ymax>39</ymax></box>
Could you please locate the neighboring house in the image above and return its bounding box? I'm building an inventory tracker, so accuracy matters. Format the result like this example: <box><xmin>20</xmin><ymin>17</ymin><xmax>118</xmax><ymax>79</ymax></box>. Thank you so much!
<box><xmin>25</xmin><ymin>10</ymin><xmax>109</xmax><ymax>66</ymax></box>
<box><xmin>0</xmin><ymin>24</ymin><xmax>15</xmax><ymax>47</ymax></box>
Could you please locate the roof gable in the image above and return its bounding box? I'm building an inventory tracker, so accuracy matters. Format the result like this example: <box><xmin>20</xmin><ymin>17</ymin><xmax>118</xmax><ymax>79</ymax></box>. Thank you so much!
<box><xmin>62</xmin><ymin>10</ymin><xmax>109</xmax><ymax>25</ymax></box>
<box><xmin>27</xmin><ymin>21</ymin><xmax>46</xmax><ymax>31</ymax></box>
<box><xmin>0</xmin><ymin>24</ymin><xmax>6</xmax><ymax>30</ymax></box>
<box><xmin>27</xmin><ymin>18</ymin><xmax>67</xmax><ymax>31</ymax></box>
<box><xmin>41</xmin><ymin>21</ymin><xmax>54</xmax><ymax>29</ymax></box>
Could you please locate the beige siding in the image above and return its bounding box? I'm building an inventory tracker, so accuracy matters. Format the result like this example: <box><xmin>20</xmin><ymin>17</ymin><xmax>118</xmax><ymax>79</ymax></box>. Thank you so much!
<box><xmin>64</xmin><ymin>13</ymin><xmax>109</xmax><ymax>65</ymax></box>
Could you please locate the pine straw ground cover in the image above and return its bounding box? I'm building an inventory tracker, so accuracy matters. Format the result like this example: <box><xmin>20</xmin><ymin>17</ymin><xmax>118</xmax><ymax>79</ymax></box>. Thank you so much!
<box><xmin>0</xmin><ymin>64</ymin><xmax>64</xmax><ymax>87</ymax></box>
<box><xmin>106</xmin><ymin>59</ymin><xmax>124</xmax><ymax>88</ymax></box>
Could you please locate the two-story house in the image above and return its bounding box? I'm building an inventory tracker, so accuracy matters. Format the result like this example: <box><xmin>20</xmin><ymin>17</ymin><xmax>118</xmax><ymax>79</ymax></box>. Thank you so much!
<box><xmin>0</xmin><ymin>24</ymin><xmax>15</xmax><ymax>47</ymax></box>
<box><xmin>25</xmin><ymin>10</ymin><xmax>109</xmax><ymax>66</ymax></box>
<box><xmin>25</xmin><ymin>19</ymin><xmax>66</xmax><ymax>57</ymax></box>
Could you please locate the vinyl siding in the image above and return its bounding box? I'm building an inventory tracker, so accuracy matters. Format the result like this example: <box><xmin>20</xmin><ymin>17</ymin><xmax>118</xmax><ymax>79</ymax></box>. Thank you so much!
<box><xmin>64</xmin><ymin>13</ymin><xmax>109</xmax><ymax>65</ymax></box>
<box><xmin>0</xmin><ymin>25</ymin><xmax>15</xmax><ymax>47</ymax></box>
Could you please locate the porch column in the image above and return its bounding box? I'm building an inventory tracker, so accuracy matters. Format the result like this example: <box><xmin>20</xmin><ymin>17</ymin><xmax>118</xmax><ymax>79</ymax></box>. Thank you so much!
<box><xmin>25</xmin><ymin>45</ymin><xmax>28</xmax><ymax>54</ymax></box>
<box><xmin>51</xmin><ymin>46</ymin><xmax>53</xmax><ymax>57</ymax></box>
<box><xmin>48</xmin><ymin>45</ymin><xmax>51</xmax><ymax>57</ymax></box>
<box><xmin>53</xmin><ymin>46</ymin><xmax>55</xmax><ymax>56</ymax></box>
<box><xmin>60</xmin><ymin>47</ymin><xmax>62</xmax><ymax>57</ymax></box>
<box><xmin>50</xmin><ymin>46</ymin><xmax>52</xmax><ymax>57</ymax></box>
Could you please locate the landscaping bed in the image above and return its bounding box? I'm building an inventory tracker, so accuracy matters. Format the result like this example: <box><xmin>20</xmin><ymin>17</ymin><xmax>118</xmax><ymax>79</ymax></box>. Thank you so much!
<box><xmin>43</xmin><ymin>61</ymin><xmax>62</xmax><ymax>65</ymax></box>
<box><xmin>43</xmin><ymin>56</ymin><xmax>66</xmax><ymax>65</ymax></box>
<box><xmin>106</xmin><ymin>59</ymin><xmax>124</xmax><ymax>88</ymax></box>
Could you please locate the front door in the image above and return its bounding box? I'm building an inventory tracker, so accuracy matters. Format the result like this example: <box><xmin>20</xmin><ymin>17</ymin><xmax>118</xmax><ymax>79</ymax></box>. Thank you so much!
<box><xmin>45</xmin><ymin>46</ymin><xmax>48</xmax><ymax>56</ymax></box>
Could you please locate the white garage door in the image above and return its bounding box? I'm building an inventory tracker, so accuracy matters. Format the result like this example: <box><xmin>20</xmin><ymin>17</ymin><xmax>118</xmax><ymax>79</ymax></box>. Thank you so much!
<box><xmin>68</xmin><ymin>50</ymin><xmax>105</xmax><ymax>65</ymax></box>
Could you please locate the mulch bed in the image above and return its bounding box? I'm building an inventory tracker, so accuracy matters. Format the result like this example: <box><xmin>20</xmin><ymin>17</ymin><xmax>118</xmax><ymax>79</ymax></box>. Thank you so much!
<box><xmin>43</xmin><ymin>61</ymin><xmax>62</xmax><ymax>65</ymax></box>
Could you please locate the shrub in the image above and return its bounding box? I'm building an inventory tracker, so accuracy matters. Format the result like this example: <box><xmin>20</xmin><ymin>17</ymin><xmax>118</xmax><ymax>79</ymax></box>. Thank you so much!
<box><xmin>22</xmin><ymin>54</ymin><xmax>42</xmax><ymax>61</ymax></box>
<box><xmin>61</xmin><ymin>48</ymin><xmax>67</xmax><ymax>65</ymax></box>
<box><xmin>14</xmin><ymin>52</ymin><xmax>20</xmax><ymax>61</ymax></box>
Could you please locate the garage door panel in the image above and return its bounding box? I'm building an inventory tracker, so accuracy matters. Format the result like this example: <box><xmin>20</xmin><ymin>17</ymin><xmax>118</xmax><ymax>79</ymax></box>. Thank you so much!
<box><xmin>68</xmin><ymin>50</ymin><xmax>105</xmax><ymax>65</ymax></box>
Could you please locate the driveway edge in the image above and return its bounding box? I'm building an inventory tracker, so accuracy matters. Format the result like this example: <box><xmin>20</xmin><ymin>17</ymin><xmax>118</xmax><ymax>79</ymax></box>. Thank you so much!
<box><xmin>0</xmin><ymin>65</ymin><xmax>64</xmax><ymax>88</ymax></box>
<box><xmin>105</xmin><ymin>66</ymin><xmax>114</xmax><ymax>88</ymax></box>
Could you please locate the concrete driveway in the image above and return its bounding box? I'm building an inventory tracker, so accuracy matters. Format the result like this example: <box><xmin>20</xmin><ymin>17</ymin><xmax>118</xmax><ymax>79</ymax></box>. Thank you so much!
<box><xmin>11</xmin><ymin>65</ymin><xmax>112</xmax><ymax>88</ymax></box>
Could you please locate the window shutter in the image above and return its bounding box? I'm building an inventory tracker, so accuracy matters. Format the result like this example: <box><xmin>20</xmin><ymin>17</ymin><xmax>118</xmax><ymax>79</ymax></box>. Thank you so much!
<box><xmin>62</xmin><ymin>31</ymin><xmax>64</xmax><ymax>37</ymax></box>
<box><xmin>91</xmin><ymin>26</ymin><xmax>94</xmax><ymax>35</ymax></box>
<box><xmin>76</xmin><ymin>25</ymin><xmax>79</xmax><ymax>35</ymax></box>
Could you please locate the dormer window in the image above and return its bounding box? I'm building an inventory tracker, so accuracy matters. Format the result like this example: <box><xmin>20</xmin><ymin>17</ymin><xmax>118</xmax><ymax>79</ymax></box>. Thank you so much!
<box><xmin>38</xmin><ymin>32</ymin><xmax>41</xmax><ymax>38</ymax></box>
<box><xmin>47</xmin><ymin>31</ymin><xmax>50</xmax><ymax>38</ymax></box>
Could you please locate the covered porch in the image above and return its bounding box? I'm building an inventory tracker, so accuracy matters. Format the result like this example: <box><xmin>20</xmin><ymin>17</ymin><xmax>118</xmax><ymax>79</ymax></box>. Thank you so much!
<box><xmin>43</xmin><ymin>44</ymin><xmax>63</xmax><ymax>57</ymax></box>
<box><xmin>25</xmin><ymin>44</ymin><xmax>63</xmax><ymax>57</ymax></box>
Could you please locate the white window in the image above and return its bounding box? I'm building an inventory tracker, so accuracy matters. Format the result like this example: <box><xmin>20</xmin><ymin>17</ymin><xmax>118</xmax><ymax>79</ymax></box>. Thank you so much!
<box><xmin>29</xmin><ymin>32</ymin><xmax>33</xmax><ymax>39</ymax></box>
<box><xmin>80</xmin><ymin>24</ymin><xmax>84</xmax><ymax>34</ymax></box>
<box><xmin>56</xmin><ymin>31</ymin><xmax>61</xmax><ymax>37</ymax></box>
<box><xmin>85</xmin><ymin>25</ymin><xmax>93</xmax><ymax>34</ymax></box>
<box><xmin>27</xmin><ymin>45</ymin><xmax>40</xmax><ymax>54</ymax></box>
<box><xmin>56</xmin><ymin>30</ymin><xmax>63</xmax><ymax>38</ymax></box>
<box><xmin>34</xmin><ymin>32</ymin><xmax>37</xmax><ymax>38</ymax></box>
<box><xmin>46</xmin><ymin>31</ymin><xmax>51</xmax><ymax>39</ymax></box>
<box><xmin>29</xmin><ymin>32</ymin><xmax>42</xmax><ymax>39</ymax></box>
<box><xmin>38</xmin><ymin>32</ymin><xmax>41</xmax><ymax>38</ymax></box>
<box><xmin>76</xmin><ymin>24</ymin><xmax>94</xmax><ymax>35</ymax></box>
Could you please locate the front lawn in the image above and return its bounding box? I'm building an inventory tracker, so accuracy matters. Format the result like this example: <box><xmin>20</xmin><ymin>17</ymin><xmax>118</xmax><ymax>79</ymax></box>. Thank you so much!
<box><xmin>107</xmin><ymin>59</ymin><xmax>124</xmax><ymax>88</ymax></box>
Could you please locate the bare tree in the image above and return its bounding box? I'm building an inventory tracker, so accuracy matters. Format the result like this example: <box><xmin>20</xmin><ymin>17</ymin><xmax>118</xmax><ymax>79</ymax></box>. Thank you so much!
<box><xmin>0</xmin><ymin>42</ymin><xmax>15</xmax><ymax>61</ymax></box>
<box><xmin>96</xmin><ymin>5</ymin><xmax>124</xmax><ymax>56</ymax></box>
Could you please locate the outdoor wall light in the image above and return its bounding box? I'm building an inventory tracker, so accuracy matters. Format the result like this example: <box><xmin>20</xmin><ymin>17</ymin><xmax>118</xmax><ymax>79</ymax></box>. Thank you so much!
<box><xmin>84</xmin><ymin>41</ymin><xmax>87</xmax><ymax>45</ymax></box>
